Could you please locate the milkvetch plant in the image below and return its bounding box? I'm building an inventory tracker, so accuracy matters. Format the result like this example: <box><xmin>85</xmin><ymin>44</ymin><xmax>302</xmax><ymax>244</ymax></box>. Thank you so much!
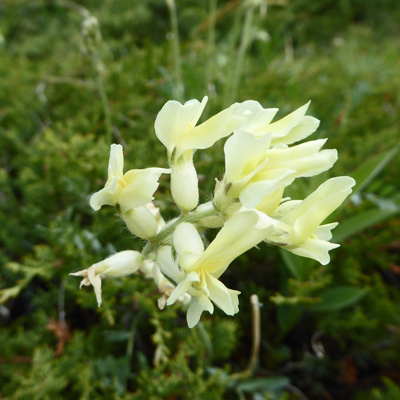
<box><xmin>70</xmin><ymin>97</ymin><xmax>355</xmax><ymax>328</ymax></box>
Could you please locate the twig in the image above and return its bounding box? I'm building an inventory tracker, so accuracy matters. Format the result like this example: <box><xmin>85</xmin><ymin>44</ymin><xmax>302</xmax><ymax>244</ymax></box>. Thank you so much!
<box><xmin>166</xmin><ymin>0</ymin><xmax>184</xmax><ymax>101</ymax></box>
<box><xmin>245</xmin><ymin>294</ymin><xmax>261</xmax><ymax>374</ymax></box>
<box><xmin>230</xmin><ymin>294</ymin><xmax>261</xmax><ymax>380</ymax></box>
<box><xmin>286</xmin><ymin>384</ymin><xmax>309</xmax><ymax>400</ymax></box>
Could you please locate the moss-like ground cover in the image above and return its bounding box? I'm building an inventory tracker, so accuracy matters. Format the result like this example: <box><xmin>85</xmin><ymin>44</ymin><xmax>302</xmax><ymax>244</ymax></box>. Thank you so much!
<box><xmin>1</xmin><ymin>1</ymin><xmax>399</xmax><ymax>399</ymax></box>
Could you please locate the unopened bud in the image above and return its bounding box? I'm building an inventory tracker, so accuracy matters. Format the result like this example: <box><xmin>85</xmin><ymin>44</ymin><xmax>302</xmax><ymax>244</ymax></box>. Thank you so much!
<box><xmin>171</xmin><ymin>158</ymin><xmax>199</xmax><ymax>212</ymax></box>
<box><xmin>121</xmin><ymin>206</ymin><xmax>158</xmax><ymax>239</ymax></box>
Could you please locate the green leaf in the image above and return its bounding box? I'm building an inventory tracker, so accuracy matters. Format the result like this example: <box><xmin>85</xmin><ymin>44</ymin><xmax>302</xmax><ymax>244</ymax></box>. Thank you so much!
<box><xmin>279</xmin><ymin>248</ymin><xmax>314</xmax><ymax>280</ymax></box>
<box><xmin>236</xmin><ymin>376</ymin><xmax>290</xmax><ymax>393</ymax></box>
<box><xmin>277</xmin><ymin>304</ymin><xmax>303</xmax><ymax>333</ymax></box>
<box><xmin>332</xmin><ymin>208</ymin><xmax>399</xmax><ymax>242</ymax></box>
<box><xmin>309</xmin><ymin>286</ymin><xmax>368</xmax><ymax>311</ymax></box>
<box><xmin>351</xmin><ymin>144</ymin><xmax>400</xmax><ymax>194</ymax></box>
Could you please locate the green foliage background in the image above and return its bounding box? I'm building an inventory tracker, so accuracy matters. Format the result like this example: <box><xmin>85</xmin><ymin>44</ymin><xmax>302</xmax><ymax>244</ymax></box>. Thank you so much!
<box><xmin>0</xmin><ymin>0</ymin><xmax>399</xmax><ymax>399</ymax></box>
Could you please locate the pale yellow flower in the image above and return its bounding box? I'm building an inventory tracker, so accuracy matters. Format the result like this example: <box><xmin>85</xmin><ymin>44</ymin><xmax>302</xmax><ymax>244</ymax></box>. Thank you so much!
<box><xmin>265</xmin><ymin>177</ymin><xmax>356</xmax><ymax>264</ymax></box>
<box><xmin>154</xmin><ymin>97</ymin><xmax>243</xmax><ymax>211</ymax></box>
<box><xmin>236</xmin><ymin>101</ymin><xmax>320</xmax><ymax>146</ymax></box>
<box><xmin>154</xmin><ymin>96</ymin><xmax>241</xmax><ymax>161</ymax></box>
<box><xmin>90</xmin><ymin>144</ymin><xmax>169</xmax><ymax>214</ymax></box>
<box><xmin>70</xmin><ymin>250</ymin><xmax>143</xmax><ymax>306</ymax></box>
<box><xmin>215</xmin><ymin>130</ymin><xmax>337</xmax><ymax>210</ymax></box>
<box><xmin>156</xmin><ymin>210</ymin><xmax>277</xmax><ymax>327</ymax></box>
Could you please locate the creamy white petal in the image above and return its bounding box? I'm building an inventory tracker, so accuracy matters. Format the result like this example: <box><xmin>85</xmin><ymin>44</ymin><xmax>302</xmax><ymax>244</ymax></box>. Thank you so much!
<box><xmin>186</xmin><ymin>293</ymin><xmax>214</xmax><ymax>328</ymax></box>
<box><xmin>235</xmin><ymin>100</ymin><xmax>279</xmax><ymax>133</ymax></box>
<box><xmin>119</xmin><ymin>167</ymin><xmax>170</xmax><ymax>213</ymax></box>
<box><xmin>224</xmin><ymin>131</ymin><xmax>271</xmax><ymax>183</ymax></box>
<box><xmin>176</xmin><ymin>102</ymin><xmax>239</xmax><ymax>159</ymax></box>
<box><xmin>255</xmin><ymin>187</ymin><xmax>285</xmax><ymax>215</ymax></box>
<box><xmin>204</xmin><ymin>271</ymin><xmax>240</xmax><ymax>316</ymax></box>
<box><xmin>267</xmin><ymin>139</ymin><xmax>335</xmax><ymax>169</ymax></box>
<box><xmin>156</xmin><ymin>246</ymin><xmax>185</xmax><ymax>283</ymax></box>
<box><xmin>238</xmin><ymin>172</ymin><xmax>294</xmax><ymax>209</ymax></box>
<box><xmin>288</xmin><ymin>177</ymin><xmax>355</xmax><ymax>241</ymax></box>
<box><xmin>87</xmin><ymin>267</ymin><xmax>103</xmax><ymax>307</ymax></box>
<box><xmin>173</xmin><ymin>222</ymin><xmax>205</xmax><ymax>271</ymax></box>
<box><xmin>90</xmin><ymin>177</ymin><xmax>119</xmax><ymax>210</ymax></box>
<box><xmin>167</xmin><ymin>271</ymin><xmax>199</xmax><ymax>306</ymax></box>
<box><xmin>190</xmin><ymin>210</ymin><xmax>276</xmax><ymax>277</ymax></box>
<box><xmin>108</xmin><ymin>144</ymin><xmax>124</xmax><ymax>179</ymax></box>
<box><xmin>271</xmin><ymin>115</ymin><xmax>320</xmax><ymax>146</ymax></box>
<box><xmin>99</xmin><ymin>250</ymin><xmax>143</xmax><ymax>278</ymax></box>
<box><xmin>154</xmin><ymin>97</ymin><xmax>208</xmax><ymax>155</ymax></box>
<box><xmin>285</xmin><ymin>238</ymin><xmax>340</xmax><ymax>265</ymax></box>
<box><xmin>314</xmin><ymin>222</ymin><xmax>338</xmax><ymax>241</ymax></box>
<box><xmin>170</xmin><ymin>157</ymin><xmax>199</xmax><ymax>212</ymax></box>
<box><xmin>257</xmin><ymin>101</ymin><xmax>310</xmax><ymax>137</ymax></box>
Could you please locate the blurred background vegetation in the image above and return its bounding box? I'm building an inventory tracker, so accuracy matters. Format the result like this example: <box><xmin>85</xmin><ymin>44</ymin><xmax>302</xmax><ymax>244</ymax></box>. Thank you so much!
<box><xmin>0</xmin><ymin>0</ymin><xmax>400</xmax><ymax>399</ymax></box>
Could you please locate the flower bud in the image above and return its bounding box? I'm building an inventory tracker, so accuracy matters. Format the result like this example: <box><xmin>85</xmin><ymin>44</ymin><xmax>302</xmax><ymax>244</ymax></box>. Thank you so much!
<box><xmin>194</xmin><ymin>202</ymin><xmax>224</xmax><ymax>228</ymax></box>
<box><xmin>173</xmin><ymin>222</ymin><xmax>204</xmax><ymax>271</ymax></box>
<box><xmin>70</xmin><ymin>250</ymin><xmax>143</xmax><ymax>306</ymax></box>
<box><xmin>171</xmin><ymin>158</ymin><xmax>199</xmax><ymax>212</ymax></box>
<box><xmin>121</xmin><ymin>206</ymin><xmax>158</xmax><ymax>239</ymax></box>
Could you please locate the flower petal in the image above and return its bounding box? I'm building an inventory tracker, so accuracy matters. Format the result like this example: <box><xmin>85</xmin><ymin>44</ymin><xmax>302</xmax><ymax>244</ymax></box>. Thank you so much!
<box><xmin>156</xmin><ymin>246</ymin><xmax>185</xmax><ymax>283</ymax></box>
<box><xmin>186</xmin><ymin>292</ymin><xmax>214</xmax><ymax>328</ymax></box>
<box><xmin>167</xmin><ymin>271</ymin><xmax>199</xmax><ymax>306</ymax></box>
<box><xmin>235</xmin><ymin>100</ymin><xmax>279</xmax><ymax>133</ymax></box>
<box><xmin>205</xmin><ymin>271</ymin><xmax>240</xmax><ymax>316</ymax></box>
<box><xmin>108</xmin><ymin>144</ymin><xmax>124</xmax><ymax>180</ymax></box>
<box><xmin>176</xmin><ymin>102</ymin><xmax>239</xmax><ymax>159</ymax></box>
<box><xmin>119</xmin><ymin>167</ymin><xmax>170</xmax><ymax>213</ymax></box>
<box><xmin>90</xmin><ymin>176</ymin><xmax>119</xmax><ymax>210</ymax></box>
<box><xmin>155</xmin><ymin>97</ymin><xmax>208</xmax><ymax>155</ymax></box>
<box><xmin>285</xmin><ymin>237</ymin><xmax>340</xmax><ymax>265</ymax></box>
<box><xmin>272</xmin><ymin>115</ymin><xmax>320</xmax><ymax>146</ymax></box>
<box><xmin>190</xmin><ymin>210</ymin><xmax>276</xmax><ymax>277</ymax></box>
<box><xmin>257</xmin><ymin>101</ymin><xmax>311</xmax><ymax>137</ymax></box>
<box><xmin>289</xmin><ymin>177</ymin><xmax>355</xmax><ymax>241</ymax></box>
<box><xmin>224</xmin><ymin>131</ymin><xmax>271</xmax><ymax>183</ymax></box>
<box><xmin>173</xmin><ymin>222</ymin><xmax>204</xmax><ymax>270</ymax></box>
<box><xmin>266</xmin><ymin>139</ymin><xmax>338</xmax><ymax>178</ymax></box>
<box><xmin>87</xmin><ymin>267</ymin><xmax>103</xmax><ymax>307</ymax></box>
<box><xmin>239</xmin><ymin>170</ymin><xmax>294</xmax><ymax>208</ymax></box>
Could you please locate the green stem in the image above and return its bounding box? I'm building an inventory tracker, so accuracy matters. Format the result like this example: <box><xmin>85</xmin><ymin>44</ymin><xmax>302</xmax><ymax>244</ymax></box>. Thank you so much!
<box><xmin>166</xmin><ymin>0</ymin><xmax>184</xmax><ymax>101</ymax></box>
<box><xmin>126</xmin><ymin>310</ymin><xmax>144</xmax><ymax>391</ymax></box>
<box><xmin>206</xmin><ymin>0</ymin><xmax>217</xmax><ymax>97</ymax></box>
<box><xmin>222</xmin><ymin>8</ymin><xmax>242</xmax><ymax>107</ymax></box>
<box><xmin>92</xmin><ymin>56</ymin><xmax>113</xmax><ymax>143</ymax></box>
<box><xmin>229</xmin><ymin>6</ymin><xmax>254</xmax><ymax>104</ymax></box>
<box><xmin>142</xmin><ymin>205</ymin><xmax>218</xmax><ymax>257</ymax></box>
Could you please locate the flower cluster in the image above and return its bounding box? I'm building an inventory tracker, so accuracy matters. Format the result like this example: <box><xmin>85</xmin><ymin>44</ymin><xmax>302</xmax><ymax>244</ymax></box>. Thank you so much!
<box><xmin>71</xmin><ymin>96</ymin><xmax>355</xmax><ymax>327</ymax></box>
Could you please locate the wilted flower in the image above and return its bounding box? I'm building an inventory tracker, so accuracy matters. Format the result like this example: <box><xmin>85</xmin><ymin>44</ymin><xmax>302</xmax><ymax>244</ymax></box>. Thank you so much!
<box><xmin>70</xmin><ymin>251</ymin><xmax>143</xmax><ymax>306</ymax></box>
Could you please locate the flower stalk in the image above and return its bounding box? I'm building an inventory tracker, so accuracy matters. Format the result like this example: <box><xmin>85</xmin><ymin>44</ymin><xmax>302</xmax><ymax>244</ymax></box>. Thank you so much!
<box><xmin>71</xmin><ymin>96</ymin><xmax>355</xmax><ymax>328</ymax></box>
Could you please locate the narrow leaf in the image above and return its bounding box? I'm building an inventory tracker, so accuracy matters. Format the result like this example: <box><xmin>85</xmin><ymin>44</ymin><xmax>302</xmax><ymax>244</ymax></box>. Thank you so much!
<box><xmin>277</xmin><ymin>304</ymin><xmax>303</xmax><ymax>333</ymax></box>
<box><xmin>310</xmin><ymin>286</ymin><xmax>368</xmax><ymax>311</ymax></box>
<box><xmin>351</xmin><ymin>145</ymin><xmax>399</xmax><ymax>194</ymax></box>
<box><xmin>237</xmin><ymin>376</ymin><xmax>290</xmax><ymax>393</ymax></box>
<box><xmin>332</xmin><ymin>208</ymin><xmax>399</xmax><ymax>243</ymax></box>
<box><xmin>279</xmin><ymin>248</ymin><xmax>314</xmax><ymax>280</ymax></box>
